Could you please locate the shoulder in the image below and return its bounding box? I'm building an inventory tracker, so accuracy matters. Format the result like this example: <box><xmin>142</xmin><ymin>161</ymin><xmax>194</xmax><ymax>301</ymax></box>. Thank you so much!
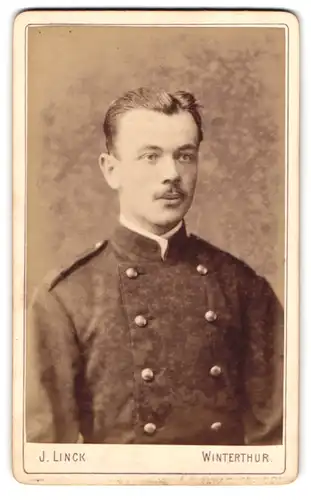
<box><xmin>44</xmin><ymin>239</ymin><xmax>108</xmax><ymax>292</ymax></box>
<box><xmin>189</xmin><ymin>233</ymin><xmax>254</xmax><ymax>271</ymax></box>
<box><xmin>189</xmin><ymin>234</ymin><xmax>280</xmax><ymax>303</ymax></box>
<box><xmin>188</xmin><ymin>233</ymin><xmax>264</xmax><ymax>285</ymax></box>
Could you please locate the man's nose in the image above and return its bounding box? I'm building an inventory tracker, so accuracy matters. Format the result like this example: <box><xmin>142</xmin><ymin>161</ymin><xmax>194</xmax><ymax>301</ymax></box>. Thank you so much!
<box><xmin>160</xmin><ymin>156</ymin><xmax>180</xmax><ymax>182</ymax></box>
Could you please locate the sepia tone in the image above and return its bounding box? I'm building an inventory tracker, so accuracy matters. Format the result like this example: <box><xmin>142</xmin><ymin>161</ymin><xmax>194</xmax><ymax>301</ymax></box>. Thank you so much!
<box><xmin>25</xmin><ymin>25</ymin><xmax>285</xmax><ymax>446</ymax></box>
<box><xmin>12</xmin><ymin>10</ymin><xmax>300</xmax><ymax>485</ymax></box>
<box><xmin>27</xmin><ymin>26</ymin><xmax>285</xmax><ymax>301</ymax></box>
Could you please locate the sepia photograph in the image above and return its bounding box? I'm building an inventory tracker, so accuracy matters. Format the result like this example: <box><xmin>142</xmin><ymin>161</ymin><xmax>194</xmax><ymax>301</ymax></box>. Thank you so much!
<box><xmin>13</xmin><ymin>9</ymin><xmax>299</xmax><ymax>485</ymax></box>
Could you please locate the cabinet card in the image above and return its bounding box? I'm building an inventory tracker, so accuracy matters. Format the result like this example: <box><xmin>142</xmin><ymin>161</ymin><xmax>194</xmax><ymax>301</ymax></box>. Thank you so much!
<box><xmin>13</xmin><ymin>9</ymin><xmax>299</xmax><ymax>486</ymax></box>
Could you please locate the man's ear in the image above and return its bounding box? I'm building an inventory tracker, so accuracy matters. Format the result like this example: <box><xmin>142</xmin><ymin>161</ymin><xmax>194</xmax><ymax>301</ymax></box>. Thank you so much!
<box><xmin>98</xmin><ymin>153</ymin><xmax>120</xmax><ymax>190</ymax></box>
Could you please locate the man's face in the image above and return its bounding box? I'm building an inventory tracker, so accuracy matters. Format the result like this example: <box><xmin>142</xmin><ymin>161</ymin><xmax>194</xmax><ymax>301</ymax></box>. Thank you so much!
<box><xmin>102</xmin><ymin>108</ymin><xmax>200</xmax><ymax>234</ymax></box>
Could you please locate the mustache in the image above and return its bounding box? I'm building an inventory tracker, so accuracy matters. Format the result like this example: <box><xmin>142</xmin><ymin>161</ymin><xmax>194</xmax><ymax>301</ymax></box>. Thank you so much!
<box><xmin>154</xmin><ymin>184</ymin><xmax>186</xmax><ymax>200</ymax></box>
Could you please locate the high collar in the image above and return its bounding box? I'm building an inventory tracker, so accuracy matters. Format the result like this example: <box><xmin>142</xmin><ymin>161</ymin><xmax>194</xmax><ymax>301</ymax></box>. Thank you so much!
<box><xmin>109</xmin><ymin>220</ymin><xmax>190</xmax><ymax>263</ymax></box>
<box><xmin>119</xmin><ymin>215</ymin><xmax>183</xmax><ymax>259</ymax></box>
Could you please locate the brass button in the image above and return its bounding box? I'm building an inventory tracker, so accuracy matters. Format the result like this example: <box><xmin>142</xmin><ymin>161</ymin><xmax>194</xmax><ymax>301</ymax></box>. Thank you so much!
<box><xmin>211</xmin><ymin>421</ymin><xmax>222</xmax><ymax>431</ymax></box>
<box><xmin>205</xmin><ymin>310</ymin><xmax>217</xmax><ymax>322</ymax></box>
<box><xmin>125</xmin><ymin>267</ymin><xmax>138</xmax><ymax>279</ymax></box>
<box><xmin>144</xmin><ymin>422</ymin><xmax>156</xmax><ymax>435</ymax></box>
<box><xmin>134</xmin><ymin>315</ymin><xmax>148</xmax><ymax>327</ymax></box>
<box><xmin>210</xmin><ymin>365</ymin><xmax>222</xmax><ymax>377</ymax></box>
<box><xmin>141</xmin><ymin>368</ymin><xmax>154</xmax><ymax>382</ymax></box>
<box><xmin>196</xmin><ymin>264</ymin><xmax>208</xmax><ymax>276</ymax></box>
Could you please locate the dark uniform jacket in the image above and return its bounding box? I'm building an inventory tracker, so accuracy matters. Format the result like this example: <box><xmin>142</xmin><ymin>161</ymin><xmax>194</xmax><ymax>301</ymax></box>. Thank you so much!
<box><xmin>26</xmin><ymin>222</ymin><xmax>284</xmax><ymax>445</ymax></box>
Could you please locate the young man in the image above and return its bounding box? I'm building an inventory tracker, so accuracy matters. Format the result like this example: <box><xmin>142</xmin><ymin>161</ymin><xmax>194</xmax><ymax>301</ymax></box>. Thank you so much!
<box><xmin>26</xmin><ymin>87</ymin><xmax>284</xmax><ymax>445</ymax></box>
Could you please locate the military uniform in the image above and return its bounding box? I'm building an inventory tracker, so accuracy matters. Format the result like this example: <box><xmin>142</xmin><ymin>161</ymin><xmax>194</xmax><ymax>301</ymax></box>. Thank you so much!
<box><xmin>26</xmin><ymin>222</ymin><xmax>284</xmax><ymax>445</ymax></box>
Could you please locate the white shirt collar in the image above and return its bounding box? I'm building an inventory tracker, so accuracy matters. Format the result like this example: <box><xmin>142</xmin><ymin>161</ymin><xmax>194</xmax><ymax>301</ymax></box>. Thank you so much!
<box><xmin>119</xmin><ymin>214</ymin><xmax>183</xmax><ymax>259</ymax></box>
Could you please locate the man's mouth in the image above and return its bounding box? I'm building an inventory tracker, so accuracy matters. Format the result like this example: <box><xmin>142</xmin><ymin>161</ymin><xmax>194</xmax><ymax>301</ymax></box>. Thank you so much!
<box><xmin>157</xmin><ymin>189</ymin><xmax>185</xmax><ymax>201</ymax></box>
<box><xmin>160</xmin><ymin>192</ymin><xmax>183</xmax><ymax>200</ymax></box>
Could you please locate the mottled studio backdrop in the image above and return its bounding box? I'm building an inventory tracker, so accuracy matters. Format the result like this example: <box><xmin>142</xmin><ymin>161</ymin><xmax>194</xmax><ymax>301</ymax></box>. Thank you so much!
<box><xmin>27</xmin><ymin>27</ymin><xmax>286</xmax><ymax>301</ymax></box>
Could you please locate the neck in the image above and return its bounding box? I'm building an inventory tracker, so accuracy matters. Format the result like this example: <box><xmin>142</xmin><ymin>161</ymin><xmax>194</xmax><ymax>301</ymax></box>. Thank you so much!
<box><xmin>119</xmin><ymin>213</ymin><xmax>182</xmax><ymax>236</ymax></box>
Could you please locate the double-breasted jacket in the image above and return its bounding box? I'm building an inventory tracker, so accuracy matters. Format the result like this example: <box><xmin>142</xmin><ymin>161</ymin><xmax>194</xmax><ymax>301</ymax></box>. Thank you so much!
<box><xmin>26</xmin><ymin>222</ymin><xmax>284</xmax><ymax>445</ymax></box>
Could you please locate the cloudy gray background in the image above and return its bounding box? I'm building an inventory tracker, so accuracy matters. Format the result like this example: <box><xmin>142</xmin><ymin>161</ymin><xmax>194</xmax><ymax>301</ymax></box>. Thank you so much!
<box><xmin>27</xmin><ymin>26</ymin><xmax>286</xmax><ymax>301</ymax></box>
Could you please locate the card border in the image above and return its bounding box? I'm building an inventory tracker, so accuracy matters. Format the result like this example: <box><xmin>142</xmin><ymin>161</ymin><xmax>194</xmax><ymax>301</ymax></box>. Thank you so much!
<box><xmin>12</xmin><ymin>9</ymin><xmax>299</xmax><ymax>486</ymax></box>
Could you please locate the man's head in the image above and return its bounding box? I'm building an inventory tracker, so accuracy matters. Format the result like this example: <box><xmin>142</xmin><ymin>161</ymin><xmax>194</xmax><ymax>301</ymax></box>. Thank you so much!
<box><xmin>99</xmin><ymin>87</ymin><xmax>203</xmax><ymax>235</ymax></box>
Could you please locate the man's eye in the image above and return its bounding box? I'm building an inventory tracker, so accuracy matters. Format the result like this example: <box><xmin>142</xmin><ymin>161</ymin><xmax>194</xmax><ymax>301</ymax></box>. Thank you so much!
<box><xmin>178</xmin><ymin>153</ymin><xmax>196</xmax><ymax>162</ymax></box>
<box><xmin>142</xmin><ymin>153</ymin><xmax>159</xmax><ymax>162</ymax></box>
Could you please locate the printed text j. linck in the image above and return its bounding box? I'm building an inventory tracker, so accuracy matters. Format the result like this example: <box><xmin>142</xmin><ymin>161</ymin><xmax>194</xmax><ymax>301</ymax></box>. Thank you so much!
<box><xmin>38</xmin><ymin>450</ymin><xmax>86</xmax><ymax>463</ymax></box>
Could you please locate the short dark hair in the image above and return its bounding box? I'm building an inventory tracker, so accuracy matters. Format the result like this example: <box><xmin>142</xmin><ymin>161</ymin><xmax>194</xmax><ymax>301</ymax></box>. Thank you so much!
<box><xmin>103</xmin><ymin>87</ymin><xmax>203</xmax><ymax>154</ymax></box>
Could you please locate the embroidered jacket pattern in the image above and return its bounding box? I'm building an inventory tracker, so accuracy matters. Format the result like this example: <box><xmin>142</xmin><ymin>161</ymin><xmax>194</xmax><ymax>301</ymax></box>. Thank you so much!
<box><xmin>26</xmin><ymin>223</ymin><xmax>284</xmax><ymax>445</ymax></box>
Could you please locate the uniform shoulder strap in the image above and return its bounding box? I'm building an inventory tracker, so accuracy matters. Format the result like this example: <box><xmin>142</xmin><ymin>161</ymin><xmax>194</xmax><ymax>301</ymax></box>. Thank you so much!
<box><xmin>48</xmin><ymin>239</ymin><xmax>108</xmax><ymax>291</ymax></box>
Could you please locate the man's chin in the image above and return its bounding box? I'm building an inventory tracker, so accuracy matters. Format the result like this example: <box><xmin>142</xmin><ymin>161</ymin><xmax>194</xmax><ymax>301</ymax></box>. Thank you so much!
<box><xmin>159</xmin><ymin>203</ymin><xmax>189</xmax><ymax>220</ymax></box>
<box><xmin>150</xmin><ymin>213</ymin><xmax>185</xmax><ymax>232</ymax></box>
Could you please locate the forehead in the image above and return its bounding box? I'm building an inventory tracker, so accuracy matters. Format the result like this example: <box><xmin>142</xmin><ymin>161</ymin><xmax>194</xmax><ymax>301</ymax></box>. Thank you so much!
<box><xmin>114</xmin><ymin>108</ymin><xmax>199</xmax><ymax>153</ymax></box>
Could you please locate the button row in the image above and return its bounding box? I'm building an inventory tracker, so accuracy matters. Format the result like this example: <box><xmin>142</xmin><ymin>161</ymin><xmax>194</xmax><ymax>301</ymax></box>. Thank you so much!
<box><xmin>141</xmin><ymin>366</ymin><xmax>221</xmax><ymax>382</ymax></box>
<box><xmin>125</xmin><ymin>263</ymin><xmax>209</xmax><ymax>279</ymax></box>
<box><xmin>143</xmin><ymin>421</ymin><xmax>222</xmax><ymax>435</ymax></box>
<box><xmin>134</xmin><ymin>310</ymin><xmax>217</xmax><ymax>328</ymax></box>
